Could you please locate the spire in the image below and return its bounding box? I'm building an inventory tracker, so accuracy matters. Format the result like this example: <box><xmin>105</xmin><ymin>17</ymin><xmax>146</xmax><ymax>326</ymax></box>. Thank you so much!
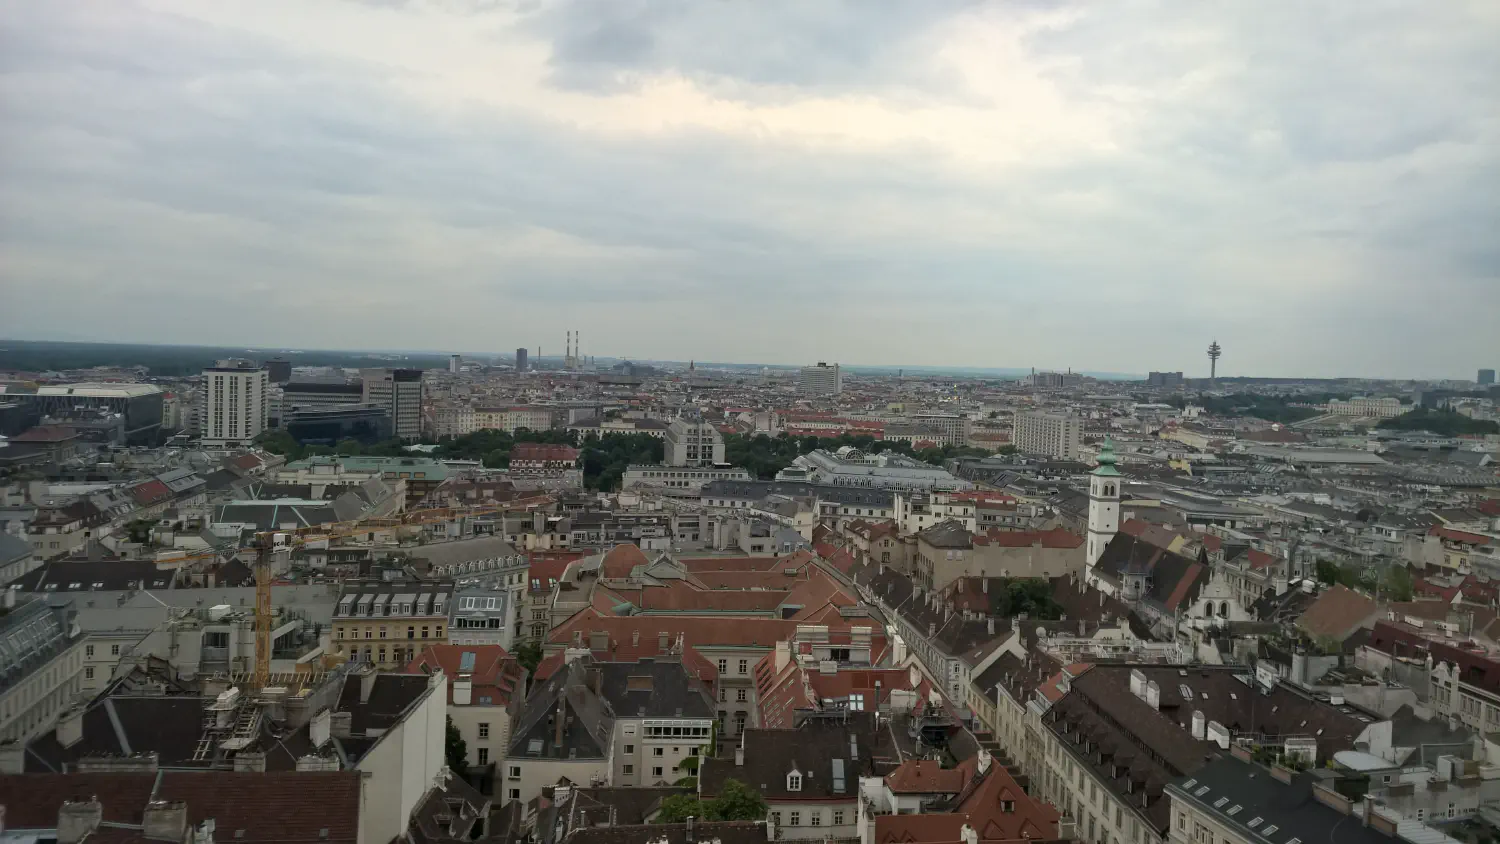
<box><xmin>1092</xmin><ymin>437</ymin><xmax>1121</xmax><ymax>477</ymax></box>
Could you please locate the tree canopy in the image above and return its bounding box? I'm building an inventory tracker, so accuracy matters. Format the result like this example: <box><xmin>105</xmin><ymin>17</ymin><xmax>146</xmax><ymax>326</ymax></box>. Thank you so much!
<box><xmin>1378</xmin><ymin>409</ymin><xmax>1499</xmax><ymax>436</ymax></box>
<box><xmin>723</xmin><ymin>432</ymin><xmax>990</xmax><ymax>480</ymax></box>
<box><xmin>654</xmin><ymin>779</ymin><xmax>767</xmax><ymax>823</ymax></box>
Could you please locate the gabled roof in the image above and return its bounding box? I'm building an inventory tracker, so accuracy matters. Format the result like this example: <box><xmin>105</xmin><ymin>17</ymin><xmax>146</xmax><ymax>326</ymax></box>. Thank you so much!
<box><xmin>1295</xmin><ymin>585</ymin><xmax>1379</xmax><ymax>641</ymax></box>
<box><xmin>406</xmin><ymin>644</ymin><xmax>525</xmax><ymax>707</ymax></box>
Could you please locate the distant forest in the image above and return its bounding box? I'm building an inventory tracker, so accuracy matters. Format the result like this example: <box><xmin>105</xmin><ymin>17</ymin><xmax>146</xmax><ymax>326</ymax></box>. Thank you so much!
<box><xmin>0</xmin><ymin>340</ymin><xmax>452</xmax><ymax>377</ymax></box>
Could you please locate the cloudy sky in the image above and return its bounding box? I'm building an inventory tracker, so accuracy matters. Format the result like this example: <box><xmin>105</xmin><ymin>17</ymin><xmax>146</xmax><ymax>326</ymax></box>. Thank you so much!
<box><xmin>1</xmin><ymin>1</ymin><xmax>1496</xmax><ymax>378</ymax></box>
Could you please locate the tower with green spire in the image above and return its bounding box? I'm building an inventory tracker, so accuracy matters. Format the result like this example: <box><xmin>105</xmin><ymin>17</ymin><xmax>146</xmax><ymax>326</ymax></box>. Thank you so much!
<box><xmin>1087</xmin><ymin>437</ymin><xmax>1121</xmax><ymax>568</ymax></box>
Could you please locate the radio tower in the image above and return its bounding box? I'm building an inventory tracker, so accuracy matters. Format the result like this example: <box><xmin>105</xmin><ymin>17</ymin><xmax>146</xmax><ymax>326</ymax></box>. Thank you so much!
<box><xmin>1207</xmin><ymin>340</ymin><xmax>1222</xmax><ymax>382</ymax></box>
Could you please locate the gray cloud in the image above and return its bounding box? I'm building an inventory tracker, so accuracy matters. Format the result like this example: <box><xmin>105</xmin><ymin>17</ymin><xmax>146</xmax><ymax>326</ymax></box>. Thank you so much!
<box><xmin>0</xmin><ymin>0</ymin><xmax>1496</xmax><ymax>377</ymax></box>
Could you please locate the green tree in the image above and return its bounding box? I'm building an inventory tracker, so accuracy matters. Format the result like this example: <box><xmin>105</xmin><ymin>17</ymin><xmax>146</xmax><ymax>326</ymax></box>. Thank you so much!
<box><xmin>514</xmin><ymin>641</ymin><xmax>543</xmax><ymax>679</ymax></box>
<box><xmin>124</xmin><ymin>519</ymin><xmax>155</xmax><ymax>545</ymax></box>
<box><xmin>1378</xmin><ymin>409</ymin><xmax>1499</xmax><ymax>437</ymax></box>
<box><xmin>655</xmin><ymin>795</ymin><xmax>708</xmax><ymax>823</ymax></box>
<box><xmin>445</xmin><ymin>716</ymin><xmax>468</xmax><ymax>772</ymax></box>
<box><xmin>335</xmin><ymin>439</ymin><xmax>363</xmax><ymax>457</ymax></box>
<box><xmin>1381</xmin><ymin>564</ymin><xmax>1415</xmax><ymax>602</ymax></box>
<box><xmin>706</xmin><ymin>779</ymin><xmax>769</xmax><ymax>821</ymax></box>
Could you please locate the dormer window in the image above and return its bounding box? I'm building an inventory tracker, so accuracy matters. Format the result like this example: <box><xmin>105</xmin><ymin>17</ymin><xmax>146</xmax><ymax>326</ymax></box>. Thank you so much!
<box><xmin>787</xmin><ymin>771</ymin><xmax>802</xmax><ymax>792</ymax></box>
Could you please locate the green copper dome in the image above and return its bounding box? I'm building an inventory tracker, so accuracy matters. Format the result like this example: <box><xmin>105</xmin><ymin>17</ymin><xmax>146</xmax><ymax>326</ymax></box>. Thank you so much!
<box><xmin>1092</xmin><ymin>437</ymin><xmax>1121</xmax><ymax>476</ymax></box>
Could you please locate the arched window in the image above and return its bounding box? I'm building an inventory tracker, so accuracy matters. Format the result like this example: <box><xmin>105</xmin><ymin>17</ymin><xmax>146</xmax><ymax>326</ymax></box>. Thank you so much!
<box><xmin>1204</xmin><ymin>602</ymin><xmax>1214</xmax><ymax>618</ymax></box>
<box><xmin>1104</xmin><ymin>483</ymin><xmax>1115</xmax><ymax>497</ymax></box>
<box><xmin>1221</xmin><ymin>601</ymin><xmax>1230</xmax><ymax>618</ymax></box>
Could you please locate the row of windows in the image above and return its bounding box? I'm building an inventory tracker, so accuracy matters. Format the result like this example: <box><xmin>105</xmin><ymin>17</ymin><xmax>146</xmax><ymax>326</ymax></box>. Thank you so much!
<box><xmin>716</xmin><ymin>659</ymin><xmax>750</xmax><ymax>675</ymax></box>
<box><xmin>768</xmin><ymin>810</ymin><xmax>845</xmax><ymax>827</ymax></box>
<box><xmin>335</xmin><ymin>625</ymin><xmax>445</xmax><ymax>639</ymax></box>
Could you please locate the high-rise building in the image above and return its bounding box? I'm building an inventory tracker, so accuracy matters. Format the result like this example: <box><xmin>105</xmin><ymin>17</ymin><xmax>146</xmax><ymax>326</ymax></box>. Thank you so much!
<box><xmin>665</xmin><ymin>418</ymin><xmax>726</xmax><ymax>467</ymax></box>
<box><xmin>1013</xmin><ymin>410</ymin><xmax>1082</xmax><ymax>460</ymax></box>
<box><xmin>448</xmin><ymin>354</ymin><xmax>462</xmax><ymax>373</ymax></box>
<box><xmin>799</xmin><ymin>362</ymin><xmax>842</xmax><ymax>396</ymax></box>
<box><xmin>515</xmin><ymin>348</ymin><xmax>528</xmax><ymax>372</ymax></box>
<box><xmin>1146</xmin><ymin>371</ymin><xmax>1184</xmax><ymax>388</ymax></box>
<box><xmin>1481</xmin><ymin>369</ymin><xmax>1496</xmax><ymax>386</ymax></box>
<box><xmin>200</xmin><ymin>359</ymin><xmax>269</xmax><ymax>447</ymax></box>
<box><xmin>361</xmin><ymin>368</ymin><xmax>425</xmax><ymax>441</ymax></box>
<box><xmin>263</xmin><ymin>358</ymin><xmax>293</xmax><ymax>384</ymax></box>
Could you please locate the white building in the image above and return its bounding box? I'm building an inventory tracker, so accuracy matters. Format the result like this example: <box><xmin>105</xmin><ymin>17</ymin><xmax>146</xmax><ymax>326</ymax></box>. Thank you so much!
<box><xmin>1013</xmin><ymin>410</ymin><xmax>1082</xmax><ymax>460</ymax></box>
<box><xmin>1328</xmin><ymin>396</ymin><xmax>1405</xmax><ymax>418</ymax></box>
<box><xmin>777</xmin><ymin>447</ymin><xmax>971</xmax><ymax>492</ymax></box>
<box><xmin>199</xmin><ymin>359</ymin><xmax>268</xmax><ymax>447</ymax></box>
<box><xmin>799</xmin><ymin>362</ymin><xmax>843</xmax><ymax>396</ymax></box>
<box><xmin>904</xmin><ymin>412</ymin><xmax>971</xmax><ymax>446</ymax></box>
<box><xmin>622</xmin><ymin>464</ymin><xmax>754</xmax><ymax>497</ymax></box>
<box><xmin>664</xmin><ymin>418</ymin><xmax>725</xmax><ymax>467</ymax></box>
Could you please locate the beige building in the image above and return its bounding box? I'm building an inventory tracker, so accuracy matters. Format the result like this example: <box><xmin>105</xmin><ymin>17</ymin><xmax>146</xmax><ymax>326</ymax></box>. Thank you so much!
<box><xmin>664</xmin><ymin>418</ymin><xmax>726</xmax><ymax>467</ymax></box>
<box><xmin>332</xmin><ymin>579</ymin><xmax>455</xmax><ymax>669</ymax></box>
<box><xmin>474</xmin><ymin>406</ymin><xmax>558</xmax><ymax>433</ymax></box>
<box><xmin>916</xmin><ymin>522</ymin><xmax>1085</xmax><ymax>591</ymax></box>
<box><xmin>0</xmin><ymin>596</ymin><xmax>86</xmax><ymax>744</ymax></box>
<box><xmin>1014</xmin><ymin>410</ymin><xmax>1082</xmax><ymax>460</ymax></box>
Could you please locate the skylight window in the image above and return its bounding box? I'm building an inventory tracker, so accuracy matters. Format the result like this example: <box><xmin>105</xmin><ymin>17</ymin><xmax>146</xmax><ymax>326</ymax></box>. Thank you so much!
<box><xmin>1228</xmin><ymin>806</ymin><xmax>1242</xmax><ymax>816</ymax></box>
<box><xmin>1262</xmin><ymin>825</ymin><xmax>1279</xmax><ymax>837</ymax></box>
<box><xmin>1195</xmin><ymin>786</ymin><xmax>1210</xmax><ymax>797</ymax></box>
<box><xmin>1248</xmin><ymin>818</ymin><xmax>1262</xmax><ymax>828</ymax></box>
<box><xmin>1182</xmin><ymin>779</ymin><xmax>1198</xmax><ymax>789</ymax></box>
<box><xmin>1214</xmin><ymin>798</ymin><xmax>1229</xmax><ymax>808</ymax></box>
<box><xmin>1180</xmin><ymin>684</ymin><xmax>1194</xmax><ymax>700</ymax></box>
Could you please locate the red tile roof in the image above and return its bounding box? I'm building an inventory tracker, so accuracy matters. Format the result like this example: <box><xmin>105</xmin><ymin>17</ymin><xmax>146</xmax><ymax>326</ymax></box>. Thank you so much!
<box><xmin>405</xmin><ymin>644</ymin><xmax>525</xmax><ymax>706</ymax></box>
<box><xmin>1296</xmin><ymin>585</ymin><xmax>1379</xmax><ymax>640</ymax></box>
<box><xmin>1247</xmin><ymin>548</ymin><xmax>1278</xmax><ymax>569</ymax></box>
<box><xmin>0</xmin><ymin>772</ymin><xmax>360</xmax><ymax>844</ymax></box>
<box><xmin>131</xmin><ymin>479</ymin><xmax>173</xmax><ymax>507</ymax></box>
<box><xmin>1433</xmin><ymin>526</ymin><xmax>1493</xmax><ymax>545</ymax></box>
<box><xmin>602</xmin><ymin>544</ymin><xmax>651</xmax><ymax>578</ymax></box>
<box><xmin>886</xmin><ymin>760</ymin><xmax>966</xmax><ymax>794</ymax></box>
<box><xmin>972</xmin><ymin>527</ymin><xmax>1083</xmax><ymax>549</ymax></box>
<box><xmin>875</xmin><ymin>758</ymin><xmax>1060</xmax><ymax>843</ymax></box>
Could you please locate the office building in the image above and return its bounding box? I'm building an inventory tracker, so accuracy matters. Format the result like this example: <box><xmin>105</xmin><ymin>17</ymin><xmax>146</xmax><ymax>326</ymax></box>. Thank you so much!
<box><xmin>1023</xmin><ymin>370</ymin><xmax>1083</xmax><ymax>389</ymax></box>
<box><xmin>799</xmin><ymin>362</ymin><xmax>842</xmax><ymax>396</ymax></box>
<box><xmin>449</xmin><ymin>354</ymin><xmax>462</xmax><ymax>373</ymax></box>
<box><xmin>13</xmin><ymin>383</ymin><xmax>164</xmax><ymax>444</ymax></box>
<box><xmin>515</xmin><ymin>348</ymin><xmax>529</xmax><ymax>372</ymax></box>
<box><xmin>199</xmin><ymin>359</ymin><xmax>269</xmax><ymax>447</ymax></box>
<box><xmin>664</xmin><ymin>418</ymin><xmax>725</xmax><ymax>466</ymax></box>
<box><xmin>280</xmin><ymin>380</ymin><xmax>365</xmax><ymax>412</ymax></box>
<box><xmin>1481</xmin><ymin>369</ymin><xmax>1496</xmax><ymax>386</ymax></box>
<box><xmin>1014</xmin><ymin>410</ymin><xmax>1082</xmax><ymax>460</ymax></box>
<box><xmin>905</xmin><ymin>412</ymin><xmax>971</xmax><ymax>445</ymax></box>
<box><xmin>282</xmin><ymin>405</ymin><xmax>392</xmax><ymax>445</ymax></box>
<box><xmin>361</xmin><ymin>368</ymin><xmax>424</xmax><ymax>441</ymax></box>
<box><xmin>263</xmin><ymin>357</ymin><xmax>293</xmax><ymax>383</ymax></box>
<box><xmin>1147</xmin><ymin>371</ymin><xmax>1184</xmax><ymax>388</ymax></box>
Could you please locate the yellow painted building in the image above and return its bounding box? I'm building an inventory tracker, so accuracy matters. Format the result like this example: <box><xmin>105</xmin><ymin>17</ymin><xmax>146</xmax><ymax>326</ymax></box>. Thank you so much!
<box><xmin>332</xmin><ymin>580</ymin><xmax>455</xmax><ymax>669</ymax></box>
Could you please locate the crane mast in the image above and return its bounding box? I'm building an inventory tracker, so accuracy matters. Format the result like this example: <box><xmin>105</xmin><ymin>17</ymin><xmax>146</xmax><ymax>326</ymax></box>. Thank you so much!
<box><xmin>254</xmin><ymin>540</ymin><xmax>272</xmax><ymax>690</ymax></box>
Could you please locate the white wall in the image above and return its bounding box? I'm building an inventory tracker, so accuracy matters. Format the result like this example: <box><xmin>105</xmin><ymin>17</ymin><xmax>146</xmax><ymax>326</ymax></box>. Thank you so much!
<box><xmin>356</xmin><ymin>673</ymin><xmax>446</xmax><ymax>844</ymax></box>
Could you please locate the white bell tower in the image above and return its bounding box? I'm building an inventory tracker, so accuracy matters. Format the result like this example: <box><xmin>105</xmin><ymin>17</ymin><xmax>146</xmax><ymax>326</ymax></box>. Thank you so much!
<box><xmin>1087</xmin><ymin>437</ymin><xmax>1121</xmax><ymax>568</ymax></box>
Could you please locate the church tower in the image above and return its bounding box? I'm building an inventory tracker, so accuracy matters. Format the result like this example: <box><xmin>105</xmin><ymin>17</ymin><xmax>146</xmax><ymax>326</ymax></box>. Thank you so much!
<box><xmin>1087</xmin><ymin>437</ymin><xmax>1121</xmax><ymax>568</ymax></box>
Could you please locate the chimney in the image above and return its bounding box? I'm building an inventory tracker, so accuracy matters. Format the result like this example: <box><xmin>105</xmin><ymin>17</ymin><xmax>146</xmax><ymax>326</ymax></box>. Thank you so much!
<box><xmin>1191</xmin><ymin>710</ymin><xmax>1206</xmax><ymax>740</ymax></box>
<box><xmin>58</xmin><ymin>800</ymin><xmax>103</xmax><ymax>844</ymax></box>
<box><xmin>554</xmin><ymin>697</ymin><xmax>566</xmax><ymax>752</ymax></box>
<box><xmin>981</xmin><ymin>579</ymin><xmax>988</xmax><ymax>594</ymax></box>
<box><xmin>928</xmin><ymin>622</ymin><xmax>936</xmax><ymax>638</ymax></box>
<box><xmin>734</xmin><ymin>743</ymin><xmax>745</xmax><ymax>767</ymax></box>
<box><xmin>632</xmin><ymin>629</ymin><xmax>640</xmax><ymax>647</ymax></box>
<box><xmin>588</xmin><ymin>668</ymin><xmax>603</xmax><ymax>696</ymax></box>
<box><xmin>359</xmin><ymin>665</ymin><xmax>378</xmax><ymax>705</ymax></box>
<box><xmin>987</xmin><ymin>618</ymin><xmax>995</xmax><ymax>635</ymax></box>
<box><xmin>143</xmin><ymin>801</ymin><xmax>189</xmax><ymax>843</ymax></box>
<box><xmin>233</xmin><ymin>751</ymin><xmax>266</xmax><ymax>773</ymax></box>
<box><xmin>330</xmin><ymin>711</ymin><xmax>353</xmax><ymax>739</ymax></box>
<box><xmin>658</xmin><ymin>631</ymin><xmax>669</xmax><ymax>651</ymax></box>
<box><xmin>687</xmin><ymin>816</ymin><xmax>696</xmax><ymax>844</ymax></box>
<box><xmin>57</xmin><ymin>705</ymin><xmax>85</xmax><ymax>748</ymax></box>
<box><xmin>774</xmin><ymin>640</ymin><xmax>791</xmax><ymax>673</ymax></box>
<box><xmin>310</xmin><ymin>709</ymin><xmax>331</xmax><ymax>748</ymax></box>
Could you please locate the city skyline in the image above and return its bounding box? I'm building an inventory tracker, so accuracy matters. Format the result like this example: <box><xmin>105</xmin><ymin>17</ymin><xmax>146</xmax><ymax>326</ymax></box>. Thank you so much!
<box><xmin>1</xmin><ymin>2</ymin><xmax>1497</xmax><ymax>378</ymax></box>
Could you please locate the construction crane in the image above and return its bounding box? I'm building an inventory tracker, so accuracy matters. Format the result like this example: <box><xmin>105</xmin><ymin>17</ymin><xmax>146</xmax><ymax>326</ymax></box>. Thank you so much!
<box><xmin>172</xmin><ymin>494</ymin><xmax>556</xmax><ymax>691</ymax></box>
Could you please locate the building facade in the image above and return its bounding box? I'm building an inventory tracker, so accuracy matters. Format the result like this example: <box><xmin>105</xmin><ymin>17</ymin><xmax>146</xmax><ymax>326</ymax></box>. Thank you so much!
<box><xmin>200</xmin><ymin>360</ymin><xmax>269</xmax><ymax>447</ymax></box>
<box><xmin>0</xmin><ymin>595</ymin><xmax>85</xmax><ymax>743</ymax></box>
<box><xmin>664</xmin><ymin>419</ymin><xmax>726</xmax><ymax>467</ymax></box>
<box><xmin>1014</xmin><ymin>411</ymin><xmax>1082</xmax><ymax>460</ymax></box>
<box><xmin>799</xmin><ymin>363</ymin><xmax>843</xmax><ymax>396</ymax></box>
<box><xmin>332</xmin><ymin>579</ymin><xmax>456</xmax><ymax>669</ymax></box>
<box><xmin>361</xmin><ymin>368</ymin><xmax>425</xmax><ymax>441</ymax></box>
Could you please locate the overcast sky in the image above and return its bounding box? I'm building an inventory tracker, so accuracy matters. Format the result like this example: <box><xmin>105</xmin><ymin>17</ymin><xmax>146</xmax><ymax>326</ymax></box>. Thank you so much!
<box><xmin>2</xmin><ymin>1</ymin><xmax>1496</xmax><ymax>378</ymax></box>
